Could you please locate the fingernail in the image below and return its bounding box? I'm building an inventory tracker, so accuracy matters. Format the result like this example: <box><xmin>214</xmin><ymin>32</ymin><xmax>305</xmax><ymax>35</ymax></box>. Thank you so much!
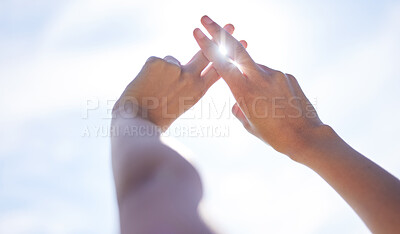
<box><xmin>195</xmin><ymin>28</ymin><xmax>205</xmax><ymax>39</ymax></box>
<box><xmin>202</xmin><ymin>15</ymin><xmax>213</xmax><ymax>25</ymax></box>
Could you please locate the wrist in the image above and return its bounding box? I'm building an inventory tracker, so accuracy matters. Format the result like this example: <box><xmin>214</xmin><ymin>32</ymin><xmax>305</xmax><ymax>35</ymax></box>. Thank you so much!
<box><xmin>112</xmin><ymin>99</ymin><xmax>171</xmax><ymax>132</ymax></box>
<box><xmin>288</xmin><ymin>124</ymin><xmax>339</xmax><ymax>164</ymax></box>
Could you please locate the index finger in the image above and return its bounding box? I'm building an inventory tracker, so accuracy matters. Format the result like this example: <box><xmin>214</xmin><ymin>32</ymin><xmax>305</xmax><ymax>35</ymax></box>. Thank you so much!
<box><xmin>185</xmin><ymin>24</ymin><xmax>235</xmax><ymax>74</ymax></box>
<box><xmin>200</xmin><ymin>15</ymin><xmax>257</xmax><ymax>71</ymax></box>
<box><xmin>193</xmin><ymin>28</ymin><xmax>245</xmax><ymax>89</ymax></box>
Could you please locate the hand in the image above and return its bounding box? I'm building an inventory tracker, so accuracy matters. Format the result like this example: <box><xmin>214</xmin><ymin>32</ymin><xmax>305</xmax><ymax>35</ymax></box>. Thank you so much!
<box><xmin>113</xmin><ymin>24</ymin><xmax>246</xmax><ymax>131</ymax></box>
<box><xmin>193</xmin><ymin>16</ymin><xmax>325</xmax><ymax>157</ymax></box>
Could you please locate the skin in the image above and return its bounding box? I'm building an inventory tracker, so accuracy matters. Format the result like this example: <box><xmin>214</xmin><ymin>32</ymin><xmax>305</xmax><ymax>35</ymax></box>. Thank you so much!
<box><xmin>113</xmin><ymin>24</ymin><xmax>246</xmax><ymax>131</ymax></box>
<box><xmin>111</xmin><ymin>16</ymin><xmax>400</xmax><ymax>234</ymax></box>
<box><xmin>112</xmin><ymin>24</ymin><xmax>246</xmax><ymax>234</ymax></box>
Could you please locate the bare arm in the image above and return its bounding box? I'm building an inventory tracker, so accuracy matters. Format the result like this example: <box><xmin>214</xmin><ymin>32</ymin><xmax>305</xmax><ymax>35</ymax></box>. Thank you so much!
<box><xmin>297</xmin><ymin>126</ymin><xmax>400</xmax><ymax>234</ymax></box>
<box><xmin>111</xmin><ymin>116</ymin><xmax>210</xmax><ymax>234</ymax></box>
<box><xmin>111</xmin><ymin>24</ymin><xmax>238</xmax><ymax>234</ymax></box>
<box><xmin>193</xmin><ymin>15</ymin><xmax>400</xmax><ymax>234</ymax></box>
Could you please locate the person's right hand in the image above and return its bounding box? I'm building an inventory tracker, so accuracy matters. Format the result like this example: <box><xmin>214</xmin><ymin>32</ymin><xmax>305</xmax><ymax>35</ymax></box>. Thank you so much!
<box><xmin>193</xmin><ymin>16</ymin><xmax>327</xmax><ymax>158</ymax></box>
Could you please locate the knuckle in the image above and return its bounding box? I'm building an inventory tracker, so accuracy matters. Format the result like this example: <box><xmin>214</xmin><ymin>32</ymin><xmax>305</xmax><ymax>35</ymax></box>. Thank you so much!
<box><xmin>146</xmin><ymin>56</ymin><xmax>163</xmax><ymax>67</ymax></box>
<box><xmin>165</xmin><ymin>62</ymin><xmax>182</xmax><ymax>75</ymax></box>
<box><xmin>234</xmin><ymin>44</ymin><xmax>246</xmax><ymax>56</ymax></box>
<box><xmin>286</xmin><ymin>73</ymin><xmax>298</xmax><ymax>83</ymax></box>
<box><xmin>271</xmin><ymin>70</ymin><xmax>286</xmax><ymax>82</ymax></box>
<box><xmin>285</xmin><ymin>73</ymin><xmax>295</xmax><ymax>79</ymax></box>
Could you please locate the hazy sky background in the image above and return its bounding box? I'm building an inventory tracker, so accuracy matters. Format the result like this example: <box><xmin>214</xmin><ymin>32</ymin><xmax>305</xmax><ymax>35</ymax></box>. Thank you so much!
<box><xmin>1</xmin><ymin>0</ymin><xmax>400</xmax><ymax>233</ymax></box>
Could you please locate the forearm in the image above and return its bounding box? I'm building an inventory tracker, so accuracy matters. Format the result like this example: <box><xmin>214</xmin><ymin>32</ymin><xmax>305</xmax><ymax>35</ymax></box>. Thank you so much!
<box><xmin>111</xmin><ymin>114</ymin><xmax>202</xmax><ymax>200</ymax></box>
<box><xmin>111</xmin><ymin>115</ymin><xmax>209</xmax><ymax>233</ymax></box>
<box><xmin>294</xmin><ymin>125</ymin><xmax>400</xmax><ymax>234</ymax></box>
<box><xmin>190</xmin><ymin>15</ymin><xmax>400</xmax><ymax>233</ymax></box>
<box><xmin>111</xmin><ymin>115</ymin><xmax>162</xmax><ymax>199</ymax></box>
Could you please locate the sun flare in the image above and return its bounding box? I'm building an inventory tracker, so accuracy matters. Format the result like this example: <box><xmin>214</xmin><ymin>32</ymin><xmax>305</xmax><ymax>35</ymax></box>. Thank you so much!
<box><xmin>219</xmin><ymin>45</ymin><xmax>228</xmax><ymax>56</ymax></box>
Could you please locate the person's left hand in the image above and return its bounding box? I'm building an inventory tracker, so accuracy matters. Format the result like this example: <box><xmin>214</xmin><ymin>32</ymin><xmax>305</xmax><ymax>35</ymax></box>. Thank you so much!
<box><xmin>113</xmin><ymin>24</ymin><xmax>247</xmax><ymax>131</ymax></box>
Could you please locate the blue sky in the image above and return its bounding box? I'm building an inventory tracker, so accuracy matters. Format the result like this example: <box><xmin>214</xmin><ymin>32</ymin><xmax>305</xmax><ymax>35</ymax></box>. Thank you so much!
<box><xmin>1</xmin><ymin>0</ymin><xmax>400</xmax><ymax>233</ymax></box>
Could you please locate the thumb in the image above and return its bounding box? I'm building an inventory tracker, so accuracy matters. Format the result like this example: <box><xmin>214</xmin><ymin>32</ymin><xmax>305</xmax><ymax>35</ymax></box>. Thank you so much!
<box><xmin>232</xmin><ymin>102</ymin><xmax>251</xmax><ymax>130</ymax></box>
